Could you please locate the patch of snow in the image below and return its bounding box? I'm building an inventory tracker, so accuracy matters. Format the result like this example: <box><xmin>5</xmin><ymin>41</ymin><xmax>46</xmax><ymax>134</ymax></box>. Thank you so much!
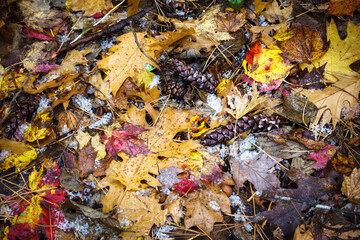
<box><xmin>37</xmin><ymin>96</ymin><xmax>51</xmax><ymax>113</ymax></box>
<box><xmin>149</xmin><ymin>75</ymin><xmax>160</xmax><ymax>89</ymax></box>
<box><xmin>73</xmin><ymin>94</ymin><xmax>93</xmax><ymax>114</ymax></box>
<box><xmin>119</xmin><ymin>218</ymin><xmax>131</xmax><ymax>228</ymax></box>
<box><xmin>153</xmin><ymin>225</ymin><xmax>177</xmax><ymax>238</ymax></box>
<box><xmin>89</xmin><ymin>112</ymin><xmax>112</xmax><ymax>129</ymax></box>
<box><xmin>209</xmin><ymin>201</ymin><xmax>221</xmax><ymax>211</ymax></box>
<box><xmin>100</xmin><ymin>36</ymin><xmax>117</xmax><ymax>50</ymax></box>
<box><xmin>229</xmin><ymin>194</ymin><xmax>253</xmax><ymax>232</ymax></box>
<box><xmin>207</xmin><ymin>94</ymin><xmax>222</xmax><ymax>115</ymax></box>
<box><xmin>61</xmin><ymin>124</ymin><xmax>70</xmax><ymax>134</ymax></box>
<box><xmin>311</xmin><ymin>124</ymin><xmax>333</xmax><ymax>137</ymax></box>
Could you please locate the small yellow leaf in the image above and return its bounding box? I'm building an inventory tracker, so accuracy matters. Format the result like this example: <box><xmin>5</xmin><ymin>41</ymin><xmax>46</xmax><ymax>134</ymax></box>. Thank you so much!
<box><xmin>133</xmin><ymin>70</ymin><xmax>156</xmax><ymax>88</ymax></box>
<box><xmin>24</xmin><ymin>112</ymin><xmax>53</xmax><ymax>142</ymax></box>
<box><xmin>0</xmin><ymin>146</ymin><xmax>37</xmax><ymax>171</ymax></box>
<box><xmin>66</xmin><ymin>0</ymin><xmax>111</xmax><ymax>17</ymax></box>
<box><xmin>29</xmin><ymin>167</ymin><xmax>44</xmax><ymax>191</ymax></box>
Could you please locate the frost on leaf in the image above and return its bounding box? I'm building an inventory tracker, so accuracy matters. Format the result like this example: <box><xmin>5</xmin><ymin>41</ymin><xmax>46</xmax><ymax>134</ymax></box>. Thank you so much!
<box><xmin>230</xmin><ymin>152</ymin><xmax>280</xmax><ymax>191</ymax></box>
<box><xmin>101</xmin><ymin>123</ymin><xmax>151</xmax><ymax>158</ymax></box>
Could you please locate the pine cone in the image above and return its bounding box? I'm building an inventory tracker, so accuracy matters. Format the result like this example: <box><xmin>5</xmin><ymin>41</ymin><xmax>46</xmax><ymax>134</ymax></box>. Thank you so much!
<box><xmin>161</xmin><ymin>79</ymin><xmax>188</xmax><ymax>100</ymax></box>
<box><xmin>168</xmin><ymin>58</ymin><xmax>218</xmax><ymax>93</ymax></box>
<box><xmin>3</xmin><ymin>95</ymin><xmax>41</xmax><ymax>139</ymax></box>
<box><xmin>200</xmin><ymin>114</ymin><xmax>280</xmax><ymax>146</ymax></box>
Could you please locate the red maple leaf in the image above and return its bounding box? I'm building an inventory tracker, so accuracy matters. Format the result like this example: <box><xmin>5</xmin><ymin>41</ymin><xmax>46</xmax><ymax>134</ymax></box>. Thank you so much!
<box><xmin>101</xmin><ymin>123</ymin><xmax>152</xmax><ymax>158</ymax></box>
<box><xmin>173</xmin><ymin>178</ymin><xmax>198</xmax><ymax>195</ymax></box>
<box><xmin>307</xmin><ymin>144</ymin><xmax>335</xmax><ymax>169</ymax></box>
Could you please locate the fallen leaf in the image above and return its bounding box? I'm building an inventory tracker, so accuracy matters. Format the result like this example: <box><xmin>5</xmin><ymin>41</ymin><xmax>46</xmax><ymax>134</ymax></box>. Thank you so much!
<box><xmin>341</xmin><ymin>168</ymin><xmax>360</xmax><ymax>204</ymax></box>
<box><xmin>140</xmin><ymin>108</ymin><xmax>201</xmax><ymax>158</ymax></box>
<box><xmin>0</xmin><ymin>144</ymin><xmax>37</xmax><ymax>171</ymax></box>
<box><xmin>328</xmin><ymin>0</ymin><xmax>360</xmax><ymax>16</ymax></box>
<box><xmin>332</xmin><ymin>153</ymin><xmax>356</xmax><ymax>175</ymax></box>
<box><xmin>101</xmin><ymin>123</ymin><xmax>151</xmax><ymax>158</ymax></box>
<box><xmin>243</xmin><ymin>45</ymin><xmax>293</xmax><ymax>84</ymax></box>
<box><xmin>18</xmin><ymin>0</ymin><xmax>63</xmax><ymax>32</ymax></box>
<box><xmin>254</xmin><ymin>0</ymin><xmax>270</xmax><ymax>15</ymax></box>
<box><xmin>127</xmin><ymin>0</ymin><xmax>140</xmax><ymax>17</ymax></box>
<box><xmin>66</xmin><ymin>0</ymin><xmax>112</xmax><ymax>17</ymax></box>
<box><xmin>24</xmin><ymin>112</ymin><xmax>53</xmax><ymax>142</ymax></box>
<box><xmin>307</xmin><ymin>144</ymin><xmax>336</xmax><ymax>170</ymax></box>
<box><xmin>293</xmin><ymin>224</ymin><xmax>314</xmax><ymax>240</ymax></box>
<box><xmin>297</xmin><ymin>73</ymin><xmax>360</xmax><ymax>126</ymax></box>
<box><xmin>275</xmin><ymin>26</ymin><xmax>328</xmax><ymax>64</ymax></box>
<box><xmin>184</xmin><ymin>185</ymin><xmax>231</xmax><ymax>233</ymax></box>
<box><xmin>262</xmin><ymin>0</ymin><xmax>293</xmax><ymax>23</ymax></box>
<box><xmin>97</xmin><ymin>32</ymin><xmax>159</xmax><ymax>95</ymax></box>
<box><xmin>301</xmin><ymin>20</ymin><xmax>360</xmax><ymax>81</ymax></box>
<box><xmin>102</xmin><ymin>154</ymin><xmax>162</xmax><ymax>191</ymax></box>
<box><xmin>230</xmin><ymin>152</ymin><xmax>280</xmax><ymax>191</ymax></box>
<box><xmin>298</xmin><ymin>63</ymin><xmax>328</xmax><ymax>90</ymax></box>
<box><xmin>216</xmin><ymin>12</ymin><xmax>246</xmax><ymax>32</ymax></box>
<box><xmin>254</xmin><ymin>168</ymin><xmax>329</xmax><ymax>238</ymax></box>
<box><xmin>78</xmin><ymin>142</ymin><xmax>97</xmax><ymax>177</ymax></box>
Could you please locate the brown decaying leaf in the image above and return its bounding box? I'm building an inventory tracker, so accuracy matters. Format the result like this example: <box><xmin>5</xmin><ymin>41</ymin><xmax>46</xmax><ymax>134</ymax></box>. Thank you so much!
<box><xmin>78</xmin><ymin>142</ymin><xmax>97</xmax><ymax>177</ymax></box>
<box><xmin>254</xmin><ymin>168</ymin><xmax>329</xmax><ymax>238</ymax></box>
<box><xmin>230</xmin><ymin>152</ymin><xmax>280</xmax><ymax>191</ymax></box>
<box><xmin>328</xmin><ymin>0</ymin><xmax>360</xmax><ymax>16</ymax></box>
<box><xmin>298</xmin><ymin>63</ymin><xmax>328</xmax><ymax>90</ymax></box>
<box><xmin>341</xmin><ymin>168</ymin><xmax>360</xmax><ymax>204</ymax></box>
<box><xmin>127</xmin><ymin>0</ymin><xmax>140</xmax><ymax>17</ymax></box>
<box><xmin>268</xmin><ymin>128</ymin><xmax>327</xmax><ymax>150</ymax></box>
<box><xmin>184</xmin><ymin>185</ymin><xmax>231</xmax><ymax>233</ymax></box>
<box><xmin>332</xmin><ymin>153</ymin><xmax>356</xmax><ymax>175</ymax></box>
<box><xmin>216</xmin><ymin>12</ymin><xmax>246</xmax><ymax>32</ymax></box>
<box><xmin>277</xmin><ymin>26</ymin><xmax>328</xmax><ymax>64</ymax></box>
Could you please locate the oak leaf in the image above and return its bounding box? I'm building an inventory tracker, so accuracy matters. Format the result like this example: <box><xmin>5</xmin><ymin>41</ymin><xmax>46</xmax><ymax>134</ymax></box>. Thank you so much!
<box><xmin>301</xmin><ymin>20</ymin><xmax>360</xmax><ymax>81</ymax></box>
<box><xmin>78</xmin><ymin>142</ymin><xmax>97</xmax><ymax>177</ymax></box>
<box><xmin>276</xmin><ymin>26</ymin><xmax>328</xmax><ymax>64</ymax></box>
<box><xmin>230</xmin><ymin>152</ymin><xmax>280</xmax><ymax>191</ymax></box>
<box><xmin>184</xmin><ymin>185</ymin><xmax>231</xmax><ymax>233</ymax></box>
<box><xmin>297</xmin><ymin>73</ymin><xmax>360</xmax><ymax>126</ymax></box>
<box><xmin>341</xmin><ymin>168</ymin><xmax>360</xmax><ymax>204</ymax></box>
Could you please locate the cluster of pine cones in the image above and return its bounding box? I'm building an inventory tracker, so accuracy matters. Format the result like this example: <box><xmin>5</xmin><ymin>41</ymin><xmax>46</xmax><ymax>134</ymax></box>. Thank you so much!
<box><xmin>161</xmin><ymin>58</ymin><xmax>219</xmax><ymax>100</ymax></box>
<box><xmin>200</xmin><ymin>114</ymin><xmax>280</xmax><ymax>146</ymax></box>
<box><xmin>3</xmin><ymin>94</ymin><xmax>41</xmax><ymax>139</ymax></box>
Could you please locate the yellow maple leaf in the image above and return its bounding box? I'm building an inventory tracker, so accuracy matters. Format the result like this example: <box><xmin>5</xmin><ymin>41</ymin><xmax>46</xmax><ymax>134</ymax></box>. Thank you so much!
<box><xmin>140</xmin><ymin>108</ymin><xmax>201</xmax><ymax>158</ymax></box>
<box><xmin>66</xmin><ymin>0</ymin><xmax>112</xmax><ymax>17</ymax></box>
<box><xmin>243</xmin><ymin>46</ymin><xmax>293</xmax><ymax>84</ymax></box>
<box><xmin>301</xmin><ymin>19</ymin><xmax>360</xmax><ymax>81</ymax></box>
<box><xmin>297</xmin><ymin>73</ymin><xmax>360</xmax><ymax>126</ymax></box>
<box><xmin>97</xmin><ymin>32</ymin><xmax>159</xmax><ymax>96</ymax></box>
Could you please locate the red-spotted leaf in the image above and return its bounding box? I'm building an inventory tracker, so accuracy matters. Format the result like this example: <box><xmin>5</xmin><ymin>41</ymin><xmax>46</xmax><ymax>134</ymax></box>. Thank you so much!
<box><xmin>101</xmin><ymin>123</ymin><xmax>151</xmax><ymax>158</ymax></box>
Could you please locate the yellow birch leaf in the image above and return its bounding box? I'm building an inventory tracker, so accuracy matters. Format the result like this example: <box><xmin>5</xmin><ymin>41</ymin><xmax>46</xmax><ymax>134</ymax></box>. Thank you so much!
<box><xmin>14</xmin><ymin>195</ymin><xmax>42</xmax><ymax>226</ymax></box>
<box><xmin>97</xmin><ymin>32</ymin><xmax>159</xmax><ymax>95</ymax></box>
<box><xmin>0</xmin><ymin>146</ymin><xmax>37</xmax><ymax>171</ymax></box>
<box><xmin>75</xmin><ymin>130</ymin><xmax>91</xmax><ymax>149</ymax></box>
<box><xmin>243</xmin><ymin>47</ymin><xmax>293</xmax><ymax>84</ymax></box>
<box><xmin>301</xmin><ymin>20</ymin><xmax>360</xmax><ymax>81</ymax></box>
